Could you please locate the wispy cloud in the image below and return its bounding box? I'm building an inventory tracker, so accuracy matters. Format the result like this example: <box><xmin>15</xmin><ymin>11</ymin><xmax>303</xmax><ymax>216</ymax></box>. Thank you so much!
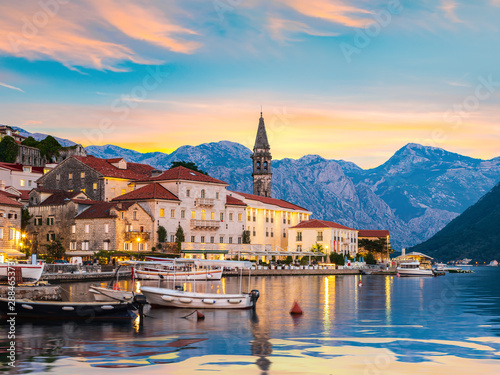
<box><xmin>440</xmin><ymin>0</ymin><xmax>464</xmax><ymax>23</ymax></box>
<box><xmin>0</xmin><ymin>81</ymin><xmax>24</xmax><ymax>92</ymax></box>
<box><xmin>268</xmin><ymin>18</ymin><xmax>338</xmax><ymax>41</ymax></box>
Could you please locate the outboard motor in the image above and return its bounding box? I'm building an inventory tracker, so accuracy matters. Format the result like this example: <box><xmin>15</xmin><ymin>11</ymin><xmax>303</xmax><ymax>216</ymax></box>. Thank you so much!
<box><xmin>250</xmin><ymin>289</ymin><xmax>260</xmax><ymax>309</ymax></box>
<box><xmin>133</xmin><ymin>294</ymin><xmax>148</xmax><ymax>322</ymax></box>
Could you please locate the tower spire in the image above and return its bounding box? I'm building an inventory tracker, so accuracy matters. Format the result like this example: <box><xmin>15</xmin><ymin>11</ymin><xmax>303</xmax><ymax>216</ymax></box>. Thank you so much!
<box><xmin>251</xmin><ymin>111</ymin><xmax>272</xmax><ymax>197</ymax></box>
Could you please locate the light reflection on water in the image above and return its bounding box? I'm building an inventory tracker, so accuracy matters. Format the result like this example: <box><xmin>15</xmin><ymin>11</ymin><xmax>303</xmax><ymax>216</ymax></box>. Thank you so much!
<box><xmin>1</xmin><ymin>268</ymin><xmax>500</xmax><ymax>374</ymax></box>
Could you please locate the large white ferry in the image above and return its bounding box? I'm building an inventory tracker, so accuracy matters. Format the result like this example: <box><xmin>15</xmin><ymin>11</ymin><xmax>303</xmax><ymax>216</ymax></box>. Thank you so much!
<box><xmin>397</xmin><ymin>261</ymin><xmax>435</xmax><ymax>277</ymax></box>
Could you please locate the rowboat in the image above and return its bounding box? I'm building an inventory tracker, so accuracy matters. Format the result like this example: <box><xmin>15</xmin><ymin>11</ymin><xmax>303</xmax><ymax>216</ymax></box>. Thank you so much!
<box><xmin>89</xmin><ymin>285</ymin><xmax>134</xmax><ymax>302</ymax></box>
<box><xmin>0</xmin><ymin>297</ymin><xmax>137</xmax><ymax>320</ymax></box>
<box><xmin>0</xmin><ymin>263</ymin><xmax>45</xmax><ymax>283</ymax></box>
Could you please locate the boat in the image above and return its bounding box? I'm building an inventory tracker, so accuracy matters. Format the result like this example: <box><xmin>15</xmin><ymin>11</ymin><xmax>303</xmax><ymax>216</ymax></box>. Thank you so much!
<box><xmin>0</xmin><ymin>263</ymin><xmax>45</xmax><ymax>283</ymax></box>
<box><xmin>455</xmin><ymin>258</ymin><xmax>473</xmax><ymax>267</ymax></box>
<box><xmin>397</xmin><ymin>261</ymin><xmax>435</xmax><ymax>277</ymax></box>
<box><xmin>0</xmin><ymin>297</ymin><xmax>137</xmax><ymax>320</ymax></box>
<box><xmin>134</xmin><ymin>267</ymin><xmax>223</xmax><ymax>280</ymax></box>
<box><xmin>447</xmin><ymin>268</ymin><xmax>474</xmax><ymax>274</ymax></box>
<box><xmin>89</xmin><ymin>285</ymin><xmax>134</xmax><ymax>302</ymax></box>
<box><xmin>487</xmin><ymin>260</ymin><xmax>498</xmax><ymax>266</ymax></box>
<box><xmin>140</xmin><ymin>259</ymin><xmax>260</xmax><ymax>309</ymax></box>
<box><xmin>127</xmin><ymin>259</ymin><xmax>223</xmax><ymax>281</ymax></box>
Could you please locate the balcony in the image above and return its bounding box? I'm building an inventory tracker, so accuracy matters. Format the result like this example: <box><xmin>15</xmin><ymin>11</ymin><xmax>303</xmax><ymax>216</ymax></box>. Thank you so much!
<box><xmin>190</xmin><ymin>219</ymin><xmax>221</xmax><ymax>230</ymax></box>
<box><xmin>125</xmin><ymin>231</ymin><xmax>151</xmax><ymax>241</ymax></box>
<box><xmin>195</xmin><ymin>198</ymin><xmax>215</xmax><ymax>207</ymax></box>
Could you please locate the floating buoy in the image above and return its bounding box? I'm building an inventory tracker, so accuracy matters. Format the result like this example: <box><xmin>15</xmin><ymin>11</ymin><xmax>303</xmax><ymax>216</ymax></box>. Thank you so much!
<box><xmin>396</xmin><ymin>273</ymin><xmax>400</xmax><ymax>278</ymax></box>
<box><xmin>113</xmin><ymin>284</ymin><xmax>119</xmax><ymax>291</ymax></box>
<box><xmin>290</xmin><ymin>301</ymin><xmax>303</xmax><ymax>315</ymax></box>
<box><xmin>358</xmin><ymin>281</ymin><xmax>363</xmax><ymax>287</ymax></box>
<box><xmin>196</xmin><ymin>310</ymin><xmax>205</xmax><ymax>320</ymax></box>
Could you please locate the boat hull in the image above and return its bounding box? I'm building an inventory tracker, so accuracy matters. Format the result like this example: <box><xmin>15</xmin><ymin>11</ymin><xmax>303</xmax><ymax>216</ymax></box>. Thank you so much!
<box><xmin>140</xmin><ymin>286</ymin><xmax>255</xmax><ymax>309</ymax></box>
<box><xmin>89</xmin><ymin>286</ymin><xmax>134</xmax><ymax>302</ymax></box>
<box><xmin>0</xmin><ymin>298</ymin><xmax>137</xmax><ymax>320</ymax></box>
<box><xmin>134</xmin><ymin>268</ymin><xmax>223</xmax><ymax>281</ymax></box>
<box><xmin>397</xmin><ymin>268</ymin><xmax>434</xmax><ymax>277</ymax></box>
<box><xmin>0</xmin><ymin>264</ymin><xmax>44</xmax><ymax>283</ymax></box>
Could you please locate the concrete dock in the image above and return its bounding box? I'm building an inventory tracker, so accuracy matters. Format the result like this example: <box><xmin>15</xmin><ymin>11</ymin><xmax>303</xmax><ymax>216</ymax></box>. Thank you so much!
<box><xmin>41</xmin><ymin>270</ymin><xmax>132</xmax><ymax>282</ymax></box>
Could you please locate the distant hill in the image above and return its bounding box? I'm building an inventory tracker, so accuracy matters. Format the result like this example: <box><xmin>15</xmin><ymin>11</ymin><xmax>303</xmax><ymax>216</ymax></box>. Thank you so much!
<box><xmin>409</xmin><ymin>181</ymin><xmax>500</xmax><ymax>263</ymax></box>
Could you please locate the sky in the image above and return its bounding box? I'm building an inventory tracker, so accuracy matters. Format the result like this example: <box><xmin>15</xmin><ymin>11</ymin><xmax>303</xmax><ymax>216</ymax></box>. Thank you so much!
<box><xmin>0</xmin><ymin>0</ymin><xmax>499</xmax><ymax>168</ymax></box>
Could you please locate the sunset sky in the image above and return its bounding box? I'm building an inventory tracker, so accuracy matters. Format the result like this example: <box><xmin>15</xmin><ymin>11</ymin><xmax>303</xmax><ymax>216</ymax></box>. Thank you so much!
<box><xmin>0</xmin><ymin>0</ymin><xmax>499</xmax><ymax>168</ymax></box>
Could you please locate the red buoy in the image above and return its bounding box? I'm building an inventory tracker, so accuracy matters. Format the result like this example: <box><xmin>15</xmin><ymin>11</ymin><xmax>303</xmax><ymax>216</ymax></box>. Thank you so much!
<box><xmin>290</xmin><ymin>301</ymin><xmax>303</xmax><ymax>315</ymax></box>
<box><xmin>196</xmin><ymin>310</ymin><xmax>205</xmax><ymax>320</ymax></box>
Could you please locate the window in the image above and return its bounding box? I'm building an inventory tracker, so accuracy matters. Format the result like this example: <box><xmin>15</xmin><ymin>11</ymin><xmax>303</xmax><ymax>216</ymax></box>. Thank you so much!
<box><xmin>37</xmin><ymin>217</ymin><xmax>42</xmax><ymax>226</ymax></box>
<box><xmin>238</xmin><ymin>237</ymin><xmax>242</xmax><ymax>244</ymax></box>
<box><xmin>211</xmin><ymin>212</ymin><xmax>215</xmax><ymax>220</ymax></box>
<box><xmin>271</xmin><ymin>230</ymin><xmax>274</xmax><ymax>238</ymax></box>
<box><xmin>201</xmin><ymin>189</ymin><xmax>206</xmax><ymax>198</ymax></box>
<box><xmin>85</xmin><ymin>224</ymin><xmax>90</xmax><ymax>233</ymax></box>
<box><xmin>9</xmin><ymin>228</ymin><xmax>15</xmax><ymax>240</ymax></box>
<box><xmin>210</xmin><ymin>236</ymin><xmax>214</xmax><ymax>243</ymax></box>
<box><xmin>46</xmin><ymin>233</ymin><xmax>50</xmax><ymax>241</ymax></box>
<box><xmin>0</xmin><ymin>228</ymin><xmax>3</xmax><ymax>239</ymax></box>
<box><xmin>248</xmin><ymin>213</ymin><xmax>251</xmax><ymax>221</ymax></box>
<box><xmin>124</xmin><ymin>242</ymin><xmax>129</xmax><ymax>251</ymax></box>
<box><xmin>283</xmin><ymin>230</ymin><xmax>286</xmax><ymax>238</ymax></box>
<box><xmin>47</xmin><ymin>217</ymin><xmax>54</xmax><ymax>225</ymax></box>
<box><xmin>138</xmin><ymin>242</ymin><xmax>145</xmax><ymax>251</ymax></box>
<box><xmin>229</xmin><ymin>213</ymin><xmax>233</xmax><ymax>221</ymax></box>
<box><xmin>160</xmin><ymin>208</ymin><xmax>165</xmax><ymax>217</ymax></box>
<box><xmin>253</xmin><ymin>227</ymin><xmax>256</xmax><ymax>236</ymax></box>
<box><xmin>216</xmin><ymin>192</ymin><xmax>219</xmax><ymax>199</ymax></box>
<box><xmin>171</xmin><ymin>209</ymin><xmax>175</xmax><ymax>218</ymax></box>
<box><xmin>103</xmin><ymin>241</ymin><xmax>109</xmax><ymax>251</ymax></box>
<box><xmin>191</xmin><ymin>211</ymin><xmax>195</xmax><ymax>219</ymax></box>
<box><xmin>28</xmin><ymin>180</ymin><xmax>32</xmax><ymax>187</ymax></box>
<box><xmin>220</xmin><ymin>213</ymin><xmax>224</xmax><ymax>221</ymax></box>
<box><xmin>283</xmin><ymin>217</ymin><xmax>286</xmax><ymax>224</ymax></box>
<box><xmin>317</xmin><ymin>232</ymin><xmax>323</xmax><ymax>241</ymax></box>
<box><xmin>201</xmin><ymin>236</ymin><xmax>205</xmax><ymax>243</ymax></box>
<box><xmin>69</xmin><ymin>173</ymin><xmax>73</xmax><ymax>179</ymax></box>
<box><xmin>238</xmin><ymin>213</ymin><xmax>242</xmax><ymax>221</ymax></box>
<box><xmin>68</xmin><ymin>189</ymin><xmax>73</xmax><ymax>192</ymax></box>
<box><xmin>191</xmin><ymin>235</ymin><xmax>195</xmax><ymax>242</ymax></box>
<box><xmin>181</xmin><ymin>210</ymin><xmax>185</xmax><ymax>219</ymax></box>
<box><xmin>82</xmin><ymin>241</ymin><xmax>89</xmax><ymax>250</ymax></box>
<box><xmin>186</xmin><ymin>189</ymin><xmax>190</xmax><ymax>197</ymax></box>
<box><xmin>70</xmin><ymin>242</ymin><xmax>76</xmax><ymax>250</ymax></box>
<box><xmin>81</xmin><ymin>172</ymin><xmax>85</xmax><ymax>178</ymax></box>
<box><xmin>201</xmin><ymin>210</ymin><xmax>206</xmax><ymax>220</ymax></box>
<box><xmin>229</xmin><ymin>237</ymin><xmax>233</xmax><ymax>244</ymax></box>
<box><xmin>20</xmin><ymin>179</ymin><xmax>25</xmax><ymax>187</ymax></box>
<box><xmin>297</xmin><ymin>245</ymin><xmax>302</xmax><ymax>251</ymax></box>
<box><xmin>264</xmin><ymin>161</ymin><xmax>268</xmax><ymax>171</ymax></box>
<box><xmin>133</xmin><ymin>211</ymin><xmax>137</xmax><ymax>220</ymax></box>
<box><xmin>81</xmin><ymin>188</ymin><xmax>85</xmax><ymax>193</ymax></box>
<box><xmin>253</xmin><ymin>214</ymin><xmax>256</xmax><ymax>222</ymax></box>
<box><xmin>170</xmin><ymin>235</ymin><xmax>175</xmax><ymax>242</ymax></box>
<box><xmin>121</xmin><ymin>189</ymin><xmax>126</xmax><ymax>195</ymax></box>
<box><xmin>296</xmin><ymin>232</ymin><xmax>302</xmax><ymax>241</ymax></box>
<box><xmin>93</xmin><ymin>183</ymin><xmax>97</xmax><ymax>190</ymax></box>
<box><xmin>71</xmin><ymin>225</ymin><xmax>76</xmax><ymax>233</ymax></box>
<box><xmin>104</xmin><ymin>224</ymin><xmax>109</xmax><ymax>233</ymax></box>
<box><xmin>220</xmin><ymin>236</ymin><xmax>224</xmax><ymax>243</ymax></box>
<box><xmin>266</xmin><ymin>230</ymin><xmax>269</xmax><ymax>237</ymax></box>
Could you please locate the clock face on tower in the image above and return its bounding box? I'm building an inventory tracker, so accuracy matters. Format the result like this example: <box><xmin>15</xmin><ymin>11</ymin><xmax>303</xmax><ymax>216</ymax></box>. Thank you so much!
<box><xmin>251</xmin><ymin>113</ymin><xmax>272</xmax><ymax>198</ymax></box>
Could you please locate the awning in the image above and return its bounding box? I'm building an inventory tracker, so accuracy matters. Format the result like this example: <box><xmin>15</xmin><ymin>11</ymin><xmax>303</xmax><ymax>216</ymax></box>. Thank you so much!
<box><xmin>65</xmin><ymin>251</ymin><xmax>96</xmax><ymax>256</ymax></box>
<box><xmin>0</xmin><ymin>249</ymin><xmax>26</xmax><ymax>257</ymax></box>
<box><xmin>181</xmin><ymin>249</ymin><xmax>229</xmax><ymax>254</ymax></box>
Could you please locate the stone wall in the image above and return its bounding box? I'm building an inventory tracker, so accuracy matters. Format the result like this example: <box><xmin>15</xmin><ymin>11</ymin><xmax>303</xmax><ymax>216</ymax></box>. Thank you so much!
<box><xmin>0</xmin><ymin>204</ymin><xmax>22</xmax><ymax>252</ymax></box>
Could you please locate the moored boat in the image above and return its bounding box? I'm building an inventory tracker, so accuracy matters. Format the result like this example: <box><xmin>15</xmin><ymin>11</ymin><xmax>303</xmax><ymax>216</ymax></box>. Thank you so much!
<box><xmin>0</xmin><ymin>297</ymin><xmax>137</xmax><ymax>320</ymax></box>
<box><xmin>0</xmin><ymin>263</ymin><xmax>45</xmax><ymax>283</ymax></box>
<box><xmin>134</xmin><ymin>268</ymin><xmax>223</xmax><ymax>280</ymax></box>
<box><xmin>397</xmin><ymin>261</ymin><xmax>435</xmax><ymax>277</ymax></box>
<box><xmin>89</xmin><ymin>285</ymin><xmax>134</xmax><ymax>302</ymax></box>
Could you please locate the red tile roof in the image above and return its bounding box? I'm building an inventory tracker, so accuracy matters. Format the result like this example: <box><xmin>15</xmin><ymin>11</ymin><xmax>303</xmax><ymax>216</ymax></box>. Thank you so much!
<box><xmin>0</xmin><ymin>162</ymin><xmax>44</xmax><ymax>174</ymax></box>
<box><xmin>233</xmin><ymin>191</ymin><xmax>309</xmax><ymax>211</ymax></box>
<box><xmin>112</xmin><ymin>183</ymin><xmax>179</xmax><ymax>202</ymax></box>
<box><xmin>39</xmin><ymin>191</ymin><xmax>84</xmax><ymax>206</ymax></box>
<box><xmin>139</xmin><ymin>166</ymin><xmax>227</xmax><ymax>185</ymax></box>
<box><xmin>73</xmin><ymin>156</ymin><xmax>155</xmax><ymax>180</ymax></box>
<box><xmin>358</xmin><ymin>229</ymin><xmax>390</xmax><ymax>238</ymax></box>
<box><xmin>0</xmin><ymin>191</ymin><xmax>23</xmax><ymax>207</ymax></box>
<box><xmin>106</xmin><ymin>158</ymin><xmax>123</xmax><ymax>163</ymax></box>
<box><xmin>18</xmin><ymin>190</ymin><xmax>31</xmax><ymax>200</ymax></box>
<box><xmin>291</xmin><ymin>219</ymin><xmax>356</xmax><ymax>230</ymax></box>
<box><xmin>74</xmin><ymin>202</ymin><xmax>136</xmax><ymax>219</ymax></box>
<box><xmin>226</xmin><ymin>195</ymin><xmax>247</xmax><ymax>206</ymax></box>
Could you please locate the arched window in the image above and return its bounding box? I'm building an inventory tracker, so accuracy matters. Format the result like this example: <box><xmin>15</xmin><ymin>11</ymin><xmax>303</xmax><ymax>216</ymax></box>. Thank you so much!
<box><xmin>201</xmin><ymin>209</ymin><xmax>206</xmax><ymax>220</ymax></box>
<box><xmin>263</xmin><ymin>161</ymin><xmax>268</xmax><ymax>171</ymax></box>
<box><xmin>201</xmin><ymin>189</ymin><xmax>206</xmax><ymax>198</ymax></box>
<box><xmin>256</xmin><ymin>161</ymin><xmax>261</xmax><ymax>170</ymax></box>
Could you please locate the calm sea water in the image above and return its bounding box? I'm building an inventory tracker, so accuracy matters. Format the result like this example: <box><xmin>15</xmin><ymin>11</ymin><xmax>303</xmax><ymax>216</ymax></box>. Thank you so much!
<box><xmin>2</xmin><ymin>267</ymin><xmax>500</xmax><ymax>374</ymax></box>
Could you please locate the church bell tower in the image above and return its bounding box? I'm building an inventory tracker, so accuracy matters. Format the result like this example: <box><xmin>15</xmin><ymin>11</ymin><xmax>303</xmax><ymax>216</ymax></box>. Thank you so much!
<box><xmin>251</xmin><ymin>112</ymin><xmax>272</xmax><ymax>197</ymax></box>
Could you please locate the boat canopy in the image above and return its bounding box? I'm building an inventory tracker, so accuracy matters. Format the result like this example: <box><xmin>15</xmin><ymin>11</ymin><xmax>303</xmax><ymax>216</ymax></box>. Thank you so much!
<box><xmin>173</xmin><ymin>258</ymin><xmax>253</xmax><ymax>269</ymax></box>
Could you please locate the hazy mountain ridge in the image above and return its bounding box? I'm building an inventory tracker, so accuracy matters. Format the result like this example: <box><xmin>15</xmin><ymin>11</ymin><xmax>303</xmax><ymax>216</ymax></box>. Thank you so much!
<box><xmin>10</xmin><ymin>127</ymin><xmax>500</xmax><ymax>251</ymax></box>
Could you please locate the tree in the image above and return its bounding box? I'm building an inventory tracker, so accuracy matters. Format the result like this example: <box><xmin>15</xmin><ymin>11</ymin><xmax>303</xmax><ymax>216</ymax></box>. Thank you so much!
<box><xmin>359</xmin><ymin>238</ymin><xmax>386</xmax><ymax>253</ymax></box>
<box><xmin>175</xmin><ymin>224</ymin><xmax>185</xmax><ymax>251</ymax></box>
<box><xmin>329</xmin><ymin>252</ymin><xmax>345</xmax><ymax>265</ymax></box>
<box><xmin>44</xmin><ymin>239</ymin><xmax>65</xmax><ymax>262</ymax></box>
<box><xmin>21</xmin><ymin>136</ymin><xmax>40</xmax><ymax>148</ymax></box>
<box><xmin>170</xmin><ymin>161</ymin><xmax>207</xmax><ymax>175</ymax></box>
<box><xmin>21</xmin><ymin>208</ymin><xmax>32</xmax><ymax>231</ymax></box>
<box><xmin>242</xmin><ymin>230</ymin><xmax>251</xmax><ymax>244</ymax></box>
<box><xmin>365</xmin><ymin>252</ymin><xmax>377</xmax><ymax>265</ymax></box>
<box><xmin>157</xmin><ymin>225</ymin><xmax>167</xmax><ymax>243</ymax></box>
<box><xmin>0</xmin><ymin>136</ymin><xmax>19</xmax><ymax>163</ymax></box>
<box><xmin>38</xmin><ymin>135</ymin><xmax>61</xmax><ymax>161</ymax></box>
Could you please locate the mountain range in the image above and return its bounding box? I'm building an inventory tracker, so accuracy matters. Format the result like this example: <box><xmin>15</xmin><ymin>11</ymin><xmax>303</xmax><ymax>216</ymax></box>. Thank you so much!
<box><xmin>10</xmin><ymin>126</ymin><xmax>500</xmax><ymax>252</ymax></box>
<box><xmin>410</xmin><ymin>181</ymin><xmax>500</xmax><ymax>262</ymax></box>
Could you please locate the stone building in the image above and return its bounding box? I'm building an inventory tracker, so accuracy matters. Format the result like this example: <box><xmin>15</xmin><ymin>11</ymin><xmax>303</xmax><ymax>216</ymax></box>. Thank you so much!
<box><xmin>251</xmin><ymin>113</ymin><xmax>272</xmax><ymax>197</ymax></box>
<box><xmin>287</xmin><ymin>219</ymin><xmax>359</xmax><ymax>256</ymax></box>
<box><xmin>0</xmin><ymin>162</ymin><xmax>44</xmax><ymax>191</ymax></box>
<box><xmin>26</xmin><ymin>189</ymin><xmax>91</xmax><ymax>253</ymax></box>
<box><xmin>36</xmin><ymin>156</ymin><xmax>156</xmax><ymax>201</ymax></box>
<box><xmin>0</xmin><ymin>191</ymin><xmax>23</xmax><ymax>259</ymax></box>
<box><xmin>68</xmin><ymin>201</ymin><xmax>154</xmax><ymax>257</ymax></box>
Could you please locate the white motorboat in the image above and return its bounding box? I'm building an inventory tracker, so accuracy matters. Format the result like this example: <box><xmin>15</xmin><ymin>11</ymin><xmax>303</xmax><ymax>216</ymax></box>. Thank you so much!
<box><xmin>134</xmin><ymin>268</ymin><xmax>223</xmax><ymax>281</ymax></box>
<box><xmin>127</xmin><ymin>258</ymin><xmax>224</xmax><ymax>281</ymax></box>
<box><xmin>0</xmin><ymin>263</ymin><xmax>45</xmax><ymax>283</ymax></box>
<box><xmin>487</xmin><ymin>260</ymin><xmax>498</xmax><ymax>267</ymax></box>
<box><xmin>89</xmin><ymin>285</ymin><xmax>134</xmax><ymax>302</ymax></box>
<box><xmin>140</xmin><ymin>259</ymin><xmax>260</xmax><ymax>309</ymax></box>
<box><xmin>397</xmin><ymin>261</ymin><xmax>434</xmax><ymax>277</ymax></box>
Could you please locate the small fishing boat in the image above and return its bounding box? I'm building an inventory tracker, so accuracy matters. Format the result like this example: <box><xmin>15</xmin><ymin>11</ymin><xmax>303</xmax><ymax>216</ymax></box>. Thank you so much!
<box><xmin>397</xmin><ymin>261</ymin><xmax>435</xmax><ymax>277</ymax></box>
<box><xmin>0</xmin><ymin>298</ymin><xmax>137</xmax><ymax>320</ymax></box>
<box><xmin>140</xmin><ymin>259</ymin><xmax>260</xmax><ymax>309</ymax></box>
<box><xmin>89</xmin><ymin>285</ymin><xmax>134</xmax><ymax>302</ymax></box>
<box><xmin>0</xmin><ymin>263</ymin><xmax>45</xmax><ymax>283</ymax></box>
